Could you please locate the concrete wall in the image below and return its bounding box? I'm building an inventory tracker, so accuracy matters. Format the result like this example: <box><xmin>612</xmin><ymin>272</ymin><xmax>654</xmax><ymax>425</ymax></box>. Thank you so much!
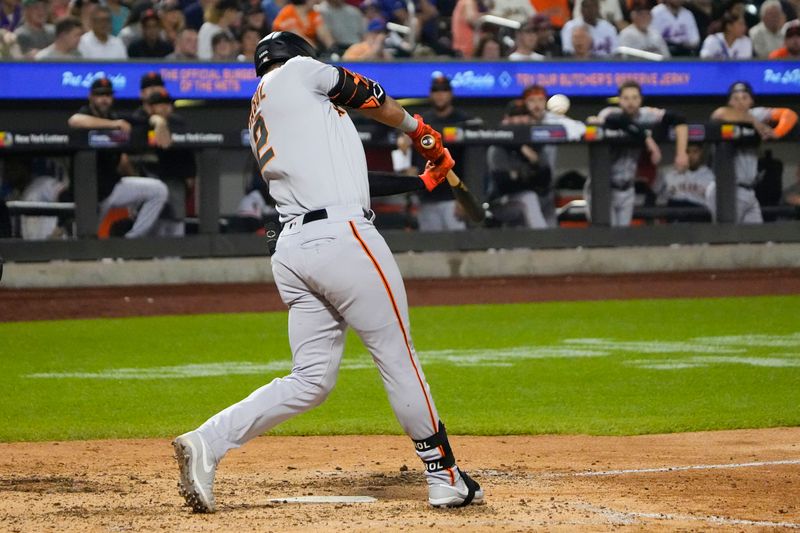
<box><xmin>3</xmin><ymin>242</ymin><xmax>799</xmax><ymax>288</ymax></box>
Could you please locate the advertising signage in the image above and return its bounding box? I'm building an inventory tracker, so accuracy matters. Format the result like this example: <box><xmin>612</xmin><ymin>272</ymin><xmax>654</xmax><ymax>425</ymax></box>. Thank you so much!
<box><xmin>0</xmin><ymin>60</ymin><xmax>798</xmax><ymax>100</ymax></box>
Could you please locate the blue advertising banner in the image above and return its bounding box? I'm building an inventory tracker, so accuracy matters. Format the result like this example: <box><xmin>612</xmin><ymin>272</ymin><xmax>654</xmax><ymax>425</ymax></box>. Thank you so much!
<box><xmin>0</xmin><ymin>60</ymin><xmax>798</xmax><ymax>100</ymax></box>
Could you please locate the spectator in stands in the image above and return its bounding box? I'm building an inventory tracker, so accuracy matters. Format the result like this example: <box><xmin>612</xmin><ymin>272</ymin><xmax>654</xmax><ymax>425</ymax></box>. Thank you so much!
<box><xmin>238</xmin><ymin>24</ymin><xmax>261</xmax><ymax>60</ymax></box>
<box><xmin>509</xmin><ymin>17</ymin><xmax>544</xmax><ymax>59</ymax></box>
<box><xmin>14</xmin><ymin>0</ymin><xmax>54</xmax><ymax>57</ymax></box>
<box><xmin>769</xmin><ymin>22</ymin><xmax>800</xmax><ymax>58</ymax></box>
<box><xmin>450</xmin><ymin>0</ymin><xmax>488</xmax><ymax>57</ymax></box>
<box><xmin>318</xmin><ymin>0</ymin><xmax>365</xmax><ymax>54</ymax></box>
<box><xmin>198</xmin><ymin>0</ymin><xmax>241</xmax><ymax>59</ymax></box>
<box><xmin>128</xmin><ymin>8</ymin><xmax>174</xmax><ymax>57</ymax></box>
<box><xmin>159</xmin><ymin>0</ymin><xmax>186</xmax><ymax>44</ymax></box>
<box><xmin>655</xmin><ymin>142</ymin><xmax>714</xmax><ymax>221</ymax></box>
<box><xmin>585</xmin><ymin>80</ymin><xmax>689</xmax><ymax>227</ymax></box>
<box><xmin>184</xmin><ymin>0</ymin><xmax>214</xmax><ymax>31</ymax></box>
<box><xmin>165</xmin><ymin>26</ymin><xmax>198</xmax><ymax>59</ymax></box>
<box><xmin>129</xmin><ymin>88</ymin><xmax>197</xmax><ymax>237</ymax></box>
<box><xmin>474</xmin><ymin>34</ymin><xmax>504</xmax><ymax>57</ymax></box>
<box><xmin>1</xmin><ymin>0</ymin><xmax>23</xmax><ymax>32</ymax></box>
<box><xmin>67</xmin><ymin>78</ymin><xmax>169</xmax><ymax>239</ymax></box>
<box><xmin>343</xmin><ymin>18</ymin><xmax>390</xmax><ymax>59</ymax></box>
<box><xmin>700</xmin><ymin>12</ymin><xmax>752</xmax><ymax>58</ymax></box>
<box><xmin>415</xmin><ymin>75</ymin><xmax>480</xmax><ymax>231</ymax></box>
<box><xmin>572</xmin><ymin>0</ymin><xmax>626</xmax><ymax>31</ymax></box>
<box><xmin>272</xmin><ymin>0</ymin><xmax>334</xmax><ymax>51</ymax></box>
<box><xmin>488</xmin><ymin>0</ymin><xmax>534</xmax><ymax>25</ymax></box>
<box><xmin>707</xmin><ymin>81</ymin><xmax>798</xmax><ymax>224</ymax></box>
<box><xmin>78</xmin><ymin>5</ymin><xmax>128</xmax><ymax>58</ymax></box>
<box><xmin>567</xmin><ymin>23</ymin><xmax>595</xmax><ymax>58</ymax></box>
<box><xmin>0</xmin><ymin>26</ymin><xmax>21</xmax><ymax>57</ymax></box>
<box><xmin>35</xmin><ymin>15</ymin><xmax>83</xmax><ymax>58</ymax></box>
<box><xmin>750</xmin><ymin>0</ymin><xmax>786</xmax><ymax>57</ymax></box>
<box><xmin>531</xmin><ymin>13</ymin><xmax>561</xmax><ymax>56</ymax></box>
<box><xmin>242</xmin><ymin>2</ymin><xmax>268</xmax><ymax>34</ymax></box>
<box><xmin>561</xmin><ymin>0</ymin><xmax>618</xmax><ymax>56</ymax></box>
<box><xmin>376</xmin><ymin>0</ymin><xmax>438</xmax><ymax>49</ymax></box>
<box><xmin>619</xmin><ymin>0</ymin><xmax>670</xmax><ymax>57</ymax></box>
<box><xmin>210</xmin><ymin>29</ymin><xmax>236</xmax><ymax>59</ymax></box>
<box><xmin>650</xmin><ymin>0</ymin><xmax>700</xmax><ymax>56</ymax></box>
<box><xmin>107</xmin><ymin>0</ymin><xmax>129</xmax><ymax>35</ymax></box>
<box><xmin>117</xmin><ymin>1</ymin><xmax>150</xmax><ymax>47</ymax></box>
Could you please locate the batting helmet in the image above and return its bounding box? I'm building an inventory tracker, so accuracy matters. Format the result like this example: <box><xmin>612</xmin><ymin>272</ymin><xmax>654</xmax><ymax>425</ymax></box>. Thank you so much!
<box><xmin>254</xmin><ymin>31</ymin><xmax>317</xmax><ymax>77</ymax></box>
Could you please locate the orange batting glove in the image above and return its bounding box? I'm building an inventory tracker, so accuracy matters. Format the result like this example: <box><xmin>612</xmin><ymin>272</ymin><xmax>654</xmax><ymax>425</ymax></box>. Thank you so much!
<box><xmin>419</xmin><ymin>148</ymin><xmax>454</xmax><ymax>191</ymax></box>
<box><xmin>408</xmin><ymin>114</ymin><xmax>445</xmax><ymax>162</ymax></box>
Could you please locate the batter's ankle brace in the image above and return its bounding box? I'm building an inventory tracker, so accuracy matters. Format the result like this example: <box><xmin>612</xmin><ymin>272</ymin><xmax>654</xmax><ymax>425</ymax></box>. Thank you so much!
<box><xmin>413</xmin><ymin>421</ymin><xmax>456</xmax><ymax>473</ymax></box>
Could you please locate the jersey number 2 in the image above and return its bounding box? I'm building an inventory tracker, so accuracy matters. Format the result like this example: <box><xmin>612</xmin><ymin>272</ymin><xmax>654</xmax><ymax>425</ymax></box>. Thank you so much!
<box><xmin>251</xmin><ymin>117</ymin><xmax>275</xmax><ymax>171</ymax></box>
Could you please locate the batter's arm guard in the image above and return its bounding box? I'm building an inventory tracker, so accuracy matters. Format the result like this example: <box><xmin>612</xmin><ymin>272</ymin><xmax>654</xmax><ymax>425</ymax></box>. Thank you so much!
<box><xmin>367</xmin><ymin>171</ymin><xmax>426</xmax><ymax>197</ymax></box>
<box><xmin>327</xmin><ymin>66</ymin><xmax>386</xmax><ymax>110</ymax></box>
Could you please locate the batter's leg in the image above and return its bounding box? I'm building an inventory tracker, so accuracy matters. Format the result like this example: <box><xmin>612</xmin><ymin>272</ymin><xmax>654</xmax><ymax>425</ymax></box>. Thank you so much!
<box><xmin>319</xmin><ymin>219</ymin><xmax>482</xmax><ymax>507</ymax></box>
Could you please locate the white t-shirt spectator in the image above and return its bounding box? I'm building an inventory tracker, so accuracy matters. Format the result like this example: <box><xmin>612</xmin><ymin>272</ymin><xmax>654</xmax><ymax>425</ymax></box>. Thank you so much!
<box><xmin>572</xmin><ymin>0</ymin><xmax>624</xmax><ymax>27</ymax></box>
<box><xmin>78</xmin><ymin>31</ymin><xmax>128</xmax><ymax>59</ymax></box>
<box><xmin>700</xmin><ymin>32</ymin><xmax>753</xmax><ymax>59</ymax></box>
<box><xmin>749</xmin><ymin>22</ymin><xmax>784</xmax><ymax>57</ymax></box>
<box><xmin>650</xmin><ymin>4</ymin><xmax>700</xmax><ymax>50</ymax></box>
<box><xmin>561</xmin><ymin>18</ymin><xmax>618</xmax><ymax>56</ymax></box>
<box><xmin>618</xmin><ymin>24</ymin><xmax>671</xmax><ymax>56</ymax></box>
<box><xmin>197</xmin><ymin>21</ymin><xmax>223</xmax><ymax>60</ymax></box>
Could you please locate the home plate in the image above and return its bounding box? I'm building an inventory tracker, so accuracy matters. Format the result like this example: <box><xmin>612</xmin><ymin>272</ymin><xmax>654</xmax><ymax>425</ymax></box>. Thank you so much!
<box><xmin>268</xmin><ymin>496</ymin><xmax>378</xmax><ymax>504</ymax></box>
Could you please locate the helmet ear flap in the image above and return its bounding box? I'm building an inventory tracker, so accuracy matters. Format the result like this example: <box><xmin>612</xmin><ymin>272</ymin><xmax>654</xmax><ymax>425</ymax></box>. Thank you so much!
<box><xmin>254</xmin><ymin>31</ymin><xmax>318</xmax><ymax>77</ymax></box>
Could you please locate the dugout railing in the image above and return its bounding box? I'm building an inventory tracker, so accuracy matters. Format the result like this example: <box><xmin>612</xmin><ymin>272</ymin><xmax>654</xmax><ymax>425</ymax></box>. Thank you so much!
<box><xmin>1</xmin><ymin>123</ymin><xmax>799</xmax><ymax>263</ymax></box>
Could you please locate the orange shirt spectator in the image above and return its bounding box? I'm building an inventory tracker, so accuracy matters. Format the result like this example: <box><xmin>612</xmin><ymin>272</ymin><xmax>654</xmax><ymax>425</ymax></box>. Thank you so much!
<box><xmin>272</xmin><ymin>3</ymin><xmax>324</xmax><ymax>46</ymax></box>
<box><xmin>530</xmin><ymin>0</ymin><xmax>569</xmax><ymax>28</ymax></box>
<box><xmin>768</xmin><ymin>23</ymin><xmax>800</xmax><ymax>58</ymax></box>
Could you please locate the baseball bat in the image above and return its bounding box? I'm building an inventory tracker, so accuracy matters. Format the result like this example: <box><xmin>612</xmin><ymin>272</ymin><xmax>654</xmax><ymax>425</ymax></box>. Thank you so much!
<box><xmin>420</xmin><ymin>134</ymin><xmax>485</xmax><ymax>223</ymax></box>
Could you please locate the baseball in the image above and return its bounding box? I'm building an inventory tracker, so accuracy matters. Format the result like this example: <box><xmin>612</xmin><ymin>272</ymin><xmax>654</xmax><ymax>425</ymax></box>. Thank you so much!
<box><xmin>547</xmin><ymin>94</ymin><xmax>570</xmax><ymax>115</ymax></box>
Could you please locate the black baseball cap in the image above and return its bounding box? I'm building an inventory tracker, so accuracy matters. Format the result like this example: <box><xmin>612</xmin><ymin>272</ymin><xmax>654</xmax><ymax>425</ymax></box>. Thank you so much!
<box><xmin>146</xmin><ymin>87</ymin><xmax>172</xmax><ymax>105</ymax></box>
<box><xmin>90</xmin><ymin>77</ymin><xmax>114</xmax><ymax>95</ymax></box>
<box><xmin>430</xmin><ymin>75</ymin><xmax>451</xmax><ymax>92</ymax></box>
<box><xmin>728</xmin><ymin>80</ymin><xmax>753</xmax><ymax>98</ymax></box>
<box><xmin>140</xmin><ymin>71</ymin><xmax>165</xmax><ymax>89</ymax></box>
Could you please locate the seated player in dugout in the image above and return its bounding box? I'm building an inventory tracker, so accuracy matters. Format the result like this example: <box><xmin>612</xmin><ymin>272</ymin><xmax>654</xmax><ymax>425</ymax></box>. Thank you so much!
<box><xmin>706</xmin><ymin>81</ymin><xmax>798</xmax><ymax>224</ymax></box>
<box><xmin>172</xmin><ymin>31</ymin><xmax>484</xmax><ymax>514</ymax></box>
<box><xmin>585</xmin><ymin>80</ymin><xmax>689</xmax><ymax>227</ymax></box>
<box><xmin>67</xmin><ymin>78</ymin><xmax>169</xmax><ymax>238</ymax></box>
<box><xmin>654</xmin><ymin>141</ymin><xmax>715</xmax><ymax>222</ymax></box>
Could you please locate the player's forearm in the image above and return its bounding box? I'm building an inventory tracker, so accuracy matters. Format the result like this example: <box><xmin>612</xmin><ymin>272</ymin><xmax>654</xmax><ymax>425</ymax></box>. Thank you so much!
<box><xmin>674</xmin><ymin>123</ymin><xmax>688</xmax><ymax>155</ymax></box>
<box><xmin>68</xmin><ymin>113</ymin><xmax>117</xmax><ymax>129</ymax></box>
<box><xmin>358</xmin><ymin>95</ymin><xmax>417</xmax><ymax>132</ymax></box>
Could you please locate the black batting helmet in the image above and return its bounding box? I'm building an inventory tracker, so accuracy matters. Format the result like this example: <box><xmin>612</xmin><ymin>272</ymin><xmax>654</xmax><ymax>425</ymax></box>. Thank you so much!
<box><xmin>254</xmin><ymin>31</ymin><xmax>317</xmax><ymax>77</ymax></box>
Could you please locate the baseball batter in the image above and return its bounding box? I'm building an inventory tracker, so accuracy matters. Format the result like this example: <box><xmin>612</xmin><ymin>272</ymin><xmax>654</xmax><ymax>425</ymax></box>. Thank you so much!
<box><xmin>173</xmin><ymin>31</ymin><xmax>483</xmax><ymax>513</ymax></box>
<box><xmin>705</xmin><ymin>81</ymin><xmax>798</xmax><ymax>223</ymax></box>
<box><xmin>586</xmin><ymin>80</ymin><xmax>689</xmax><ymax>226</ymax></box>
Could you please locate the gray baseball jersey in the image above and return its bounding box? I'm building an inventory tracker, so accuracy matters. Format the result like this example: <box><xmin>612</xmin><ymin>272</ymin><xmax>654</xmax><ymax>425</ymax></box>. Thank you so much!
<box><xmin>661</xmin><ymin>165</ymin><xmax>715</xmax><ymax>205</ymax></box>
<box><xmin>598</xmin><ymin>106</ymin><xmax>665</xmax><ymax>186</ymax></box>
<box><xmin>734</xmin><ymin>106</ymin><xmax>771</xmax><ymax>186</ymax></box>
<box><xmin>248</xmin><ymin>56</ymin><xmax>370</xmax><ymax>222</ymax></box>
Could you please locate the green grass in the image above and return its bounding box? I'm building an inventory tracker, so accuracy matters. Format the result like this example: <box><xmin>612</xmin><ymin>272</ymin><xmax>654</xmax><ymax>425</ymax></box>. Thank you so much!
<box><xmin>1</xmin><ymin>295</ymin><xmax>799</xmax><ymax>442</ymax></box>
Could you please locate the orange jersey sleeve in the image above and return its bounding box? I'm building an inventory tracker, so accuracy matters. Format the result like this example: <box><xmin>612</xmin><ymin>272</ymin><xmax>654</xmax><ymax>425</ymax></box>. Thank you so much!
<box><xmin>770</xmin><ymin>108</ymin><xmax>799</xmax><ymax>138</ymax></box>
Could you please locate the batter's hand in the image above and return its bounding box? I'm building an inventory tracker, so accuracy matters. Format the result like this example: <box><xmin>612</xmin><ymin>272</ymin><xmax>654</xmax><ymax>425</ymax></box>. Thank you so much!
<box><xmin>408</xmin><ymin>115</ymin><xmax>445</xmax><ymax>162</ymax></box>
<box><xmin>419</xmin><ymin>148</ymin><xmax>454</xmax><ymax>191</ymax></box>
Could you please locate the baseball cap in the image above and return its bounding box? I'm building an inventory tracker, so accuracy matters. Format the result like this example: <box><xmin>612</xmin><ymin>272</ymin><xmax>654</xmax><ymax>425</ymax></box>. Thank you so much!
<box><xmin>140</xmin><ymin>8</ymin><xmax>159</xmax><ymax>22</ymax></box>
<box><xmin>430</xmin><ymin>75</ymin><xmax>451</xmax><ymax>92</ymax></box>
<box><xmin>146</xmin><ymin>88</ymin><xmax>172</xmax><ymax>105</ymax></box>
<box><xmin>728</xmin><ymin>80</ymin><xmax>753</xmax><ymax>98</ymax></box>
<box><xmin>366</xmin><ymin>18</ymin><xmax>386</xmax><ymax>33</ymax></box>
<box><xmin>140</xmin><ymin>71</ymin><xmax>165</xmax><ymax>89</ymax></box>
<box><xmin>90</xmin><ymin>77</ymin><xmax>114</xmax><ymax>95</ymax></box>
<box><xmin>785</xmin><ymin>23</ymin><xmax>800</xmax><ymax>38</ymax></box>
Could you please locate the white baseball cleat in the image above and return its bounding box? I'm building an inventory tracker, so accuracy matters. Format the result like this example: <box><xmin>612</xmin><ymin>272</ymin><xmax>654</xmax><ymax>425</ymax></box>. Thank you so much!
<box><xmin>173</xmin><ymin>431</ymin><xmax>218</xmax><ymax>513</ymax></box>
<box><xmin>428</xmin><ymin>469</ymin><xmax>484</xmax><ymax>508</ymax></box>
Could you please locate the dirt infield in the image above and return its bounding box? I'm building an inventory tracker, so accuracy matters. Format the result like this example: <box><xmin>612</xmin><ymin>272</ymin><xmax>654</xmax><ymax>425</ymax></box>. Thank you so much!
<box><xmin>1</xmin><ymin>429</ymin><xmax>798</xmax><ymax>531</ymax></box>
<box><xmin>2</xmin><ymin>269</ymin><xmax>799</xmax><ymax>530</ymax></box>
<box><xmin>2</xmin><ymin>268</ymin><xmax>800</xmax><ymax>322</ymax></box>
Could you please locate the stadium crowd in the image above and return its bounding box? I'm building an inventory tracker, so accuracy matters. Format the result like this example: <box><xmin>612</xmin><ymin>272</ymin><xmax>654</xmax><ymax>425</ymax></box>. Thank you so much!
<box><xmin>1</xmin><ymin>0</ymin><xmax>800</xmax><ymax>60</ymax></box>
